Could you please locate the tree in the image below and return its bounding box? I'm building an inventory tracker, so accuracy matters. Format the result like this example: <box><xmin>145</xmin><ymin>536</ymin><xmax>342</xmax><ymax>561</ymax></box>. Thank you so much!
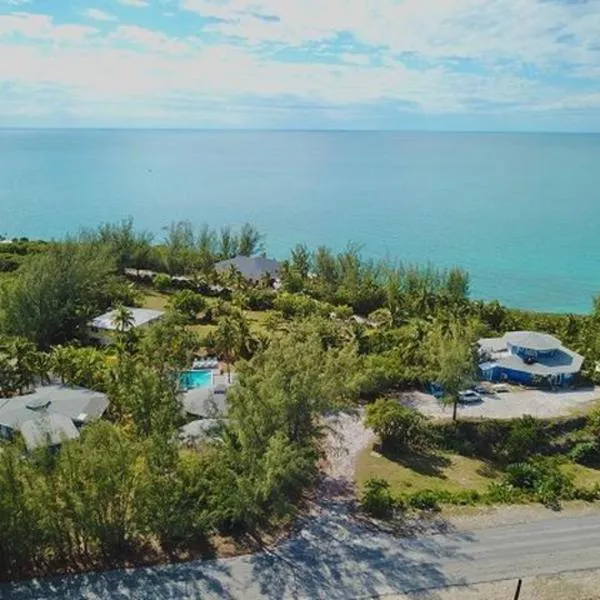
<box><xmin>168</xmin><ymin>290</ymin><xmax>206</xmax><ymax>322</ymax></box>
<box><xmin>237</xmin><ymin>223</ymin><xmax>264</xmax><ymax>257</ymax></box>
<box><xmin>153</xmin><ymin>273</ymin><xmax>171</xmax><ymax>292</ymax></box>
<box><xmin>430</xmin><ymin>323</ymin><xmax>477</xmax><ymax>421</ymax></box>
<box><xmin>218</xmin><ymin>226</ymin><xmax>239</xmax><ymax>260</ymax></box>
<box><xmin>209</xmin><ymin>330</ymin><xmax>361</xmax><ymax>530</ymax></box>
<box><xmin>107</xmin><ymin>355</ymin><xmax>183</xmax><ymax>438</ymax></box>
<box><xmin>162</xmin><ymin>221</ymin><xmax>197</xmax><ymax>275</ymax></box>
<box><xmin>6</xmin><ymin>337</ymin><xmax>38</xmax><ymax>394</ymax></box>
<box><xmin>213</xmin><ymin>315</ymin><xmax>244</xmax><ymax>383</ymax></box>
<box><xmin>0</xmin><ymin>242</ymin><xmax>115</xmax><ymax>347</ymax></box>
<box><xmin>365</xmin><ymin>399</ymin><xmax>430</xmax><ymax>454</ymax></box>
<box><xmin>112</xmin><ymin>305</ymin><xmax>134</xmax><ymax>333</ymax></box>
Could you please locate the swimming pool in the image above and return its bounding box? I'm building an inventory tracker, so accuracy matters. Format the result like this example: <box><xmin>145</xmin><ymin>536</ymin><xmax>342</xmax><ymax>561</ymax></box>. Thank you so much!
<box><xmin>180</xmin><ymin>370</ymin><xmax>213</xmax><ymax>390</ymax></box>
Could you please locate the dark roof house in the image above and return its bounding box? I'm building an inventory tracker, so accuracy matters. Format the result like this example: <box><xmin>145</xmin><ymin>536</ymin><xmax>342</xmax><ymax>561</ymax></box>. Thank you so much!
<box><xmin>214</xmin><ymin>255</ymin><xmax>282</xmax><ymax>283</ymax></box>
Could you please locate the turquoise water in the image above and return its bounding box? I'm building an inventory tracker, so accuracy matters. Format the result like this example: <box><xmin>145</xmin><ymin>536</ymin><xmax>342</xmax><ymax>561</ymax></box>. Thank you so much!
<box><xmin>180</xmin><ymin>370</ymin><xmax>213</xmax><ymax>390</ymax></box>
<box><xmin>1</xmin><ymin>129</ymin><xmax>600</xmax><ymax>313</ymax></box>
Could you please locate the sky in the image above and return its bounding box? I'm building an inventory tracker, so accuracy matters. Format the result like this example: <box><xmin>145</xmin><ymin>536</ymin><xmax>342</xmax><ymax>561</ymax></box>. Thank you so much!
<box><xmin>1</xmin><ymin>0</ymin><xmax>600</xmax><ymax>130</ymax></box>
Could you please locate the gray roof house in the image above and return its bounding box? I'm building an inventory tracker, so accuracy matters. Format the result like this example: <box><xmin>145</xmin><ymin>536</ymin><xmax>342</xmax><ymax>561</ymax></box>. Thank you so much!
<box><xmin>0</xmin><ymin>385</ymin><xmax>109</xmax><ymax>451</ymax></box>
<box><xmin>478</xmin><ymin>331</ymin><xmax>584</xmax><ymax>387</ymax></box>
<box><xmin>182</xmin><ymin>387</ymin><xmax>228</xmax><ymax>419</ymax></box>
<box><xmin>214</xmin><ymin>255</ymin><xmax>282</xmax><ymax>283</ymax></box>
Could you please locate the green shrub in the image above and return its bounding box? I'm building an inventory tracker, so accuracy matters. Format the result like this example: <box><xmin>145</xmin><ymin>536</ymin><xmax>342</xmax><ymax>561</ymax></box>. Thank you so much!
<box><xmin>569</xmin><ymin>441</ymin><xmax>600</xmax><ymax>466</ymax></box>
<box><xmin>500</xmin><ymin>415</ymin><xmax>549</xmax><ymax>463</ymax></box>
<box><xmin>504</xmin><ymin>457</ymin><xmax>574</xmax><ymax>508</ymax></box>
<box><xmin>573</xmin><ymin>485</ymin><xmax>600</xmax><ymax>502</ymax></box>
<box><xmin>0</xmin><ymin>255</ymin><xmax>20</xmax><ymax>272</ymax></box>
<box><xmin>486</xmin><ymin>481</ymin><xmax>519</xmax><ymax>504</ymax></box>
<box><xmin>365</xmin><ymin>398</ymin><xmax>431</xmax><ymax>454</ymax></box>
<box><xmin>168</xmin><ymin>290</ymin><xmax>206</xmax><ymax>321</ymax></box>
<box><xmin>407</xmin><ymin>490</ymin><xmax>441</xmax><ymax>512</ymax></box>
<box><xmin>361</xmin><ymin>478</ymin><xmax>395</xmax><ymax>519</ymax></box>
<box><xmin>153</xmin><ymin>273</ymin><xmax>171</xmax><ymax>292</ymax></box>
<box><xmin>245</xmin><ymin>288</ymin><xmax>275</xmax><ymax>311</ymax></box>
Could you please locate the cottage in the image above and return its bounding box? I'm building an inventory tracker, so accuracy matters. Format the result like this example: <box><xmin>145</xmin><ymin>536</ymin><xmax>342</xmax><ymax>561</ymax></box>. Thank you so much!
<box><xmin>214</xmin><ymin>255</ymin><xmax>282</xmax><ymax>284</ymax></box>
<box><xmin>0</xmin><ymin>385</ymin><xmax>109</xmax><ymax>451</ymax></box>
<box><xmin>478</xmin><ymin>331</ymin><xmax>583</xmax><ymax>387</ymax></box>
<box><xmin>88</xmin><ymin>307</ymin><xmax>165</xmax><ymax>345</ymax></box>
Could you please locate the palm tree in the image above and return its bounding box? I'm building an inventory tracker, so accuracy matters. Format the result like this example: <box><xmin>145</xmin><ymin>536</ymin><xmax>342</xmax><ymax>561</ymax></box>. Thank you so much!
<box><xmin>112</xmin><ymin>305</ymin><xmax>135</xmax><ymax>334</ymax></box>
<box><xmin>213</xmin><ymin>315</ymin><xmax>243</xmax><ymax>383</ymax></box>
<box><xmin>112</xmin><ymin>305</ymin><xmax>135</xmax><ymax>355</ymax></box>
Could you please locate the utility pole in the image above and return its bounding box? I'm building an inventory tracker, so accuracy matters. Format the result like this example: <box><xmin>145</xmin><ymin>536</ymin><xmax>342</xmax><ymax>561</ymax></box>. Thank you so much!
<box><xmin>513</xmin><ymin>578</ymin><xmax>523</xmax><ymax>600</ymax></box>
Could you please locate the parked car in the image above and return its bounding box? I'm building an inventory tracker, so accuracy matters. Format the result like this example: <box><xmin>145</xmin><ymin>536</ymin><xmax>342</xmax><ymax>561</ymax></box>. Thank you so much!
<box><xmin>428</xmin><ymin>382</ymin><xmax>444</xmax><ymax>399</ymax></box>
<box><xmin>492</xmin><ymin>383</ymin><xmax>510</xmax><ymax>393</ymax></box>
<box><xmin>473</xmin><ymin>384</ymin><xmax>488</xmax><ymax>394</ymax></box>
<box><xmin>458</xmin><ymin>389</ymin><xmax>482</xmax><ymax>404</ymax></box>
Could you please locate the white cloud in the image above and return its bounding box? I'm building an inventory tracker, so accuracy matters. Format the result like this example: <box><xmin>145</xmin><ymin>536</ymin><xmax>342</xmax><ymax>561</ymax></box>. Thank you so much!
<box><xmin>182</xmin><ymin>0</ymin><xmax>600</xmax><ymax>70</ymax></box>
<box><xmin>83</xmin><ymin>9</ymin><xmax>117</xmax><ymax>22</ymax></box>
<box><xmin>0</xmin><ymin>0</ymin><xmax>31</xmax><ymax>5</ymax></box>
<box><xmin>0</xmin><ymin>4</ymin><xmax>600</xmax><ymax>125</ymax></box>
<box><xmin>0</xmin><ymin>13</ymin><xmax>98</xmax><ymax>43</ymax></box>
<box><xmin>111</xmin><ymin>25</ymin><xmax>190</xmax><ymax>54</ymax></box>
<box><xmin>117</xmin><ymin>0</ymin><xmax>150</xmax><ymax>7</ymax></box>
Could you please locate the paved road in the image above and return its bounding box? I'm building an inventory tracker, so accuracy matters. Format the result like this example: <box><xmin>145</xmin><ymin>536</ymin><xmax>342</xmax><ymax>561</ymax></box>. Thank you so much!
<box><xmin>4</xmin><ymin>507</ymin><xmax>600</xmax><ymax>600</ymax></box>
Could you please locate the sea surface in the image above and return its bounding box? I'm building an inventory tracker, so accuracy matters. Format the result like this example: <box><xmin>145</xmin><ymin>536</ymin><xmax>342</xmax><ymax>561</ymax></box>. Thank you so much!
<box><xmin>1</xmin><ymin>129</ymin><xmax>599</xmax><ymax>314</ymax></box>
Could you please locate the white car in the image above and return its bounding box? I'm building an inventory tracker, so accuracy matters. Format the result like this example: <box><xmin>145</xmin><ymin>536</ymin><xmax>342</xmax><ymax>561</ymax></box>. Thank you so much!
<box><xmin>473</xmin><ymin>384</ymin><xmax>488</xmax><ymax>394</ymax></box>
<box><xmin>458</xmin><ymin>389</ymin><xmax>482</xmax><ymax>404</ymax></box>
<box><xmin>492</xmin><ymin>383</ymin><xmax>510</xmax><ymax>393</ymax></box>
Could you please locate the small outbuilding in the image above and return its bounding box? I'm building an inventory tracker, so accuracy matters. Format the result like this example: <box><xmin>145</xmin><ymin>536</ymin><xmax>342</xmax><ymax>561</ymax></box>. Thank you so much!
<box><xmin>88</xmin><ymin>307</ymin><xmax>165</xmax><ymax>345</ymax></box>
<box><xmin>478</xmin><ymin>331</ymin><xmax>583</xmax><ymax>387</ymax></box>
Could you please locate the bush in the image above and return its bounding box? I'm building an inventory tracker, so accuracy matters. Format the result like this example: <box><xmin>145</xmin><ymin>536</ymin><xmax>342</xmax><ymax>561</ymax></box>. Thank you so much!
<box><xmin>153</xmin><ymin>273</ymin><xmax>171</xmax><ymax>292</ymax></box>
<box><xmin>407</xmin><ymin>490</ymin><xmax>441</xmax><ymax>512</ymax></box>
<box><xmin>504</xmin><ymin>457</ymin><xmax>574</xmax><ymax>508</ymax></box>
<box><xmin>500</xmin><ymin>415</ymin><xmax>549</xmax><ymax>464</ymax></box>
<box><xmin>361</xmin><ymin>478</ymin><xmax>395</xmax><ymax>519</ymax></box>
<box><xmin>168</xmin><ymin>290</ymin><xmax>206</xmax><ymax>321</ymax></box>
<box><xmin>569</xmin><ymin>441</ymin><xmax>600</xmax><ymax>466</ymax></box>
<box><xmin>245</xmin><ymin>288</ymin><xmax>275</xmax><ymax>311</ymax></box>
<box><xmin>365</xmin><ymin>398</ymin><xmax>431</xmax><ymax>454</ymax></box>
<box><xmin>0</xmin><ymin>255</ymin><xmax>20</xmax><ymax>272</ymax></box>
<box><xmin>486</xmin><ymin>481</ymin><xmax>519</xmax><ymax>504</ymax></box>
<box><xmin>573</xmin><ymin>484</ymin><xmax>600</xmax><ymax>502</ymax></box>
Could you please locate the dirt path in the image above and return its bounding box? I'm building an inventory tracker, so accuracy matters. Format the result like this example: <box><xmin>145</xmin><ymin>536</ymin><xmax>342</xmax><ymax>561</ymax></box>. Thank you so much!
<box><xmin>318</xmin><ymin>410</ymin><xmax>375</xmax><ymax>503</ymax></box>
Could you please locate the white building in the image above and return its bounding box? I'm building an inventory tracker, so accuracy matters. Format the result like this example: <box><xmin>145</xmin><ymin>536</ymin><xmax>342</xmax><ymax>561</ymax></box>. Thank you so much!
<box><xmin>88</xmin><ymin>307</ymin><xmax>165</xmax><ymax>345</ymax></box>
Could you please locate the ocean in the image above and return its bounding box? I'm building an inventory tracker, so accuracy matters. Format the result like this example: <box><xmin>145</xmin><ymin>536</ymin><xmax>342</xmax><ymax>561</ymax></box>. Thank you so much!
<box><xmin>1</xmin><ymin>129</ymin><xmax>599</xmax><ymax>314</ymax></box>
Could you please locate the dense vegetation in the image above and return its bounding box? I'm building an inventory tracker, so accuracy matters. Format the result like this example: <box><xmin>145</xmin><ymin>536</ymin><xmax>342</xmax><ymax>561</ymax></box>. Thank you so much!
<box><xmin>1</xmin><ymin>218</ymin><xmax>600</xmax><ymax>580</ymax></box>
<box><xmin>362</xmin><ymin>400</ymin><xmax>600</xmax><ymax>516</ymax></box>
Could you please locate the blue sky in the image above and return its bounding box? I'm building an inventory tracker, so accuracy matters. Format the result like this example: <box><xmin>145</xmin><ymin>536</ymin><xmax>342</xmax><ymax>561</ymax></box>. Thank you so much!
<box><xmin>1</xmin><ymin>0</ymin><xmax>600</xmax><ymax>130</ymax></box>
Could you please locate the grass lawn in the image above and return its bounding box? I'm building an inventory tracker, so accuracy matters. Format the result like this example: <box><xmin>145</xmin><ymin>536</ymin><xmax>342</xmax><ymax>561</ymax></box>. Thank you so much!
<box><xmin>141</xmin><ymin>291</ymin><xmax>170</xmax><ymax>311</ymax></box>
<box><xmin>141</xmin><ymin>291</ymin><xmax>273</xmax><ymax>340</ymax></box>
<box><xmin>562</xmin><ymin>462</ymin><xmax>600</xmax><ymax>488</ymax></box>
<box><xmin>355</xmin><ymin>444</ymin><xmax>500</xmax><ymax>495</ymax></box>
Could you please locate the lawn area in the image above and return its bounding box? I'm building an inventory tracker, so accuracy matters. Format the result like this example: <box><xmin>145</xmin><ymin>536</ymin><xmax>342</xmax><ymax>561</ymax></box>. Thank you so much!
<box><xmin>140</xmin><ymin>291</ymin><xmax>274</xmax><ymax>339</ymax></box>
<box><xmin>141</xmin><ymin>291</ymin><xmax>170</xmax><ymax>311</ymax></box>
<box><xmin>355</xmin><ymin>444</ymin><xmax>500</xmax><ymax>495</ymax></box>
<box><xmin>562</xmin><ymin>462</ymin><xmax>600</xmax><ymax>488</ymax></box>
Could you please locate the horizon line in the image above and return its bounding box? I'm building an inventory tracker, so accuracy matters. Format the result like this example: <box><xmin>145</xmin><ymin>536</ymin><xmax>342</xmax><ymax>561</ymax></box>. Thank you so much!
<box><xmin>1</xmin><ymin>126</ymin><xmax>600</xmax><ymax>135</ymax></box>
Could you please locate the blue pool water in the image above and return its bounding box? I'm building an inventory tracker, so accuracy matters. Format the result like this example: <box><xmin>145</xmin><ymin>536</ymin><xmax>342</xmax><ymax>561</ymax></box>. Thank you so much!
<box><xmin>180</xmin><ymin>370</ymin><xmax>213</xmax><ymax>390</ymax></box>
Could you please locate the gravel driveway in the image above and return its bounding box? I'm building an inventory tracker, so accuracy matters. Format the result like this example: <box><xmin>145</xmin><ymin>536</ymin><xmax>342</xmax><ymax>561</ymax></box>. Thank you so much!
<box><xmin>403</xmin><ymin>387</ymin><xmax>600</xmax><ymax>420</ymax></box>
